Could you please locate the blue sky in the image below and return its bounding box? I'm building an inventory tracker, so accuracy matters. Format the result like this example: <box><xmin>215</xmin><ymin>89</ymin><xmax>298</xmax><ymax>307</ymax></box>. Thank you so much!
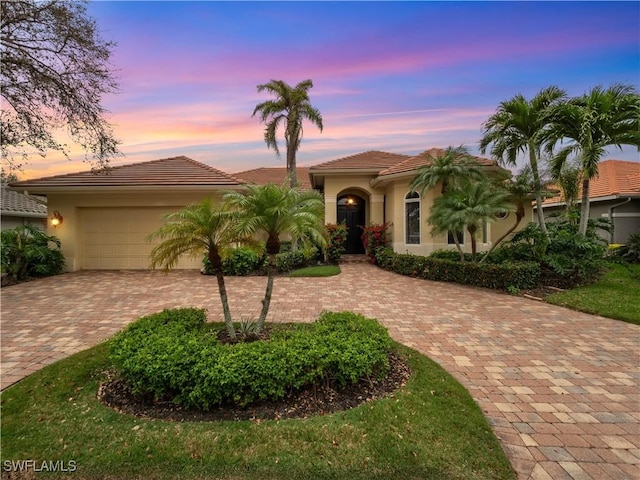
<box><xmin>21</xmin><ymin>1</ymin><xmax>640</xmax><ymax>179</ymax></box>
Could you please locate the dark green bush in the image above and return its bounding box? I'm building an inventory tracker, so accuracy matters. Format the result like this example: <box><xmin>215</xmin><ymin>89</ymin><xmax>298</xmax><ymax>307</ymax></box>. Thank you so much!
<box><xmin>275</xmin><ymin>246</ymin><xmax>318</xmax><ymax>272</ymax></box>
<box><xmin>1</xmin><ymin>225</ymin><xmax>65</xmax><ymax>282</ymax></box>
<box><xmin>374</xmin><ymin>249</ymin><xmax>540</xmax><ymax>291</ymax></box>
<box><xmin>223</xmin><ymin>247</ymin><xmax>264</xmax><ymax>276</ymax></box>
<box><xmin>202</xmin><ymin>246</ymin><xmax>318</xmax><ymax>276</ymax></box>
<box><xmin>109</xmin><ymin>309</ymin><xmax>392</xmax><ymax>410</ymax></box>
<box><xmin>619</xmin><ymin>233</ymin><xmax>640</xmax><ymax>264</ymax></box>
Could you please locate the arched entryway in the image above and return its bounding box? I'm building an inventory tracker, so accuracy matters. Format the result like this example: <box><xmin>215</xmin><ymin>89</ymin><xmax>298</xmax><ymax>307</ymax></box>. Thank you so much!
<box><xmin>337</xmin><ymin>194</ymin><xmax>366</xmax><ymax>254</ymax></box>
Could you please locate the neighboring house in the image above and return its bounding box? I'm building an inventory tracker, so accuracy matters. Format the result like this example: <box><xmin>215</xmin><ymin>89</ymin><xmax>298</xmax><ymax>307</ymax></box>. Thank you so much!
<box><xmin>9</xmin><ymin>157</ymin><xmax>245</xmax><ymax>270</ymax></box>
<box><xmin>9</xmin><ymin>150</ymin><xmax>533</xmax><ymax>271</ymax></box>
<box><xmin>309</xmin><ymin>149</ymin><xmax>532</xmax><ymax>255</ymax></box>
<box><xmin>1</xmin><ymin>185</ymin><xmax>47</xmax><ymax>230</ymax></box>
<box><xmin>538</xmin><ymin>160</ymin><xmax>640</xmax><ymax>243</ymax></box>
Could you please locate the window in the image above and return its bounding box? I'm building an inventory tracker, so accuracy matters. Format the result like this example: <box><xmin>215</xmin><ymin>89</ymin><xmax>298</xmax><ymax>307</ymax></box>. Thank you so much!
<box><xmin>482</xmin><ymin>221</ymin><xmax>488</xmax><ymax>244</ymax></box>
<box><xmin>405</xmin><ymin>191</ymin><xmax>420</xmax><ymax>244</ymax></box>
<box><xmin>447</xmin><ymin>230</ymin><xmax>464</xmax><ymax>245</ymax></box>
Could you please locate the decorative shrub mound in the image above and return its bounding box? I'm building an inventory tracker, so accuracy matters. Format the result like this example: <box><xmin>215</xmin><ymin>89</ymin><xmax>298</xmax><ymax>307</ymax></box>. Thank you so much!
<box><xmin>110</xmin><ymin>309</ymin><xmax>392</xmax><ymax>411</ymax></box>
<box><xmin>202</xmin><ymin>246</ymin><xmax>319</xmax><ymax>276</ymax></box>
<box><xmin>1</xmin><ymin>225</ymin><xmax>65</xmax><ymax>283</ymax></box>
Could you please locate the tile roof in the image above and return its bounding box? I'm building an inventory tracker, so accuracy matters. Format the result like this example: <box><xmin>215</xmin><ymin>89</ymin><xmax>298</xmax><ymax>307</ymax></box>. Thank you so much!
<box><xmin>379</xmin><ymin>148</ymin><xmax>497</xmax><ymax>177</ymax></box>
<box><xmin>234</xmin><ymin>167</ymin><xmax>311</xmax><ymax>190</ymax></box>
<box><xmin>1</xmin><ymin>186</ymin><xmax>47</xmax><ymax>216</ymax></box>
<box><xmin>310</xmin><ymin>151</ymin><xmax>411</xmax><ymax>171</ymax></box>
<box><xmin>9</xmin><ymin>156</ymin><xmax>245</xmax><ymax>189</ymax></box>
<box><xmin>543</xmin><ymin>159</ymin><xmax>640</xmax><ymax>204</ymax></box>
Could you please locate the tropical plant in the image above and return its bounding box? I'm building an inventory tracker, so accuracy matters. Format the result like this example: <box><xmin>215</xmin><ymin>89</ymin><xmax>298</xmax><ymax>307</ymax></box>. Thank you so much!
<box><xmin>324</xmin><ymin>222</ymin><xmax>348</xmax><ymax>263</ymax></box>
<box><xmin>479</xmin><ymin>86</ymin><xmax>567</xmax><ymax>235</ymax></box>
<box><xmin>546</xmin><ymin>83</ymin><xmax>640</xmax><ymax>235</ymax></box>
<box><xmin>252</xmin><ymin>79</ymin><xmax>323</xmax><ymax>188</ymax></box>
<box><xmin>555</xmin><ymin>161</ymin><xmax>582</xmax><ymax>219</ymax></box>
<box><xmin>428</xmin><ymin>180</ymin><xmax>514</xmax><ymax>261</ymax></box>
<box><xmin>409</xmin><ymin>145</ymin><xmax>485</xmax><ymax>195</ymax></box>
<box><xmin>148</xmin><ymin>199</ymin><xmax>251</xmax><ymax>340</ymax></box>
<box><xmin>1</xmin><ymin>224</ymin><xmax>65</xmax><ymax>282</ymax></box>
<box><xmin>223</xmin><ymin>184</ymin><xmax>326</xmax><ymax>330</ymax></box>
<box><xmin>361</xmin><ymin>222</ymin><xmax>391</xmax><ymax>263</ymax></box>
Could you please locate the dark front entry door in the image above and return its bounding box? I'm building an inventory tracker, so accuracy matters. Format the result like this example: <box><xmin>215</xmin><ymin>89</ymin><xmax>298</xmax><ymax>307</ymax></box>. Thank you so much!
<box><xmin>337</xmin><ymin>194</ymin><xmax>365</xmax><ymax>254</ymax></box>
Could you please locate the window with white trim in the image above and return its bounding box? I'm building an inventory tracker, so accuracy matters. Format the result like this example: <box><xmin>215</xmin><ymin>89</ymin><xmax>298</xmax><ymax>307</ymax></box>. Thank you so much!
<box><xmin>405</xmin><ymin>191</ymin><xmax>420</xmax><ymax>244</ymax></box>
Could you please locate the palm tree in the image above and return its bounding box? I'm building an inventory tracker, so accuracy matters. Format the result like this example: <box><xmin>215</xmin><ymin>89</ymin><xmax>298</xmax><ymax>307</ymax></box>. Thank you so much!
<box><xmin>482</xmin><ymin>167</ymin><xmax>534</xmax><ymax>260</ymax></box>
<box><xmin>410</xmin><ymin>145</ymin><xmax>485</xmax><ymax>195</ymax></box>
<box><xmin>546</xmin><ymin>83</ymin><xmax>640</xmax><ymax>235</ymax></box>
<box><xmin>223</xmin><ymin>184</ymin><xmax>326</xmax><ymax>330</ymax></box>
<box><xmin>555</xmin><ymin>162</ymin><xmax>582</xmax><ymax>221</ymax></box>
<box><xmin>252</xmin><ymin>79</ymin><xmax>323</xmax><ymax>188</ymax></box>
<box><xmin>480</xmin><ymin>86</ymin><xmax>567</xmax><ymax>235</ymax></box>
<box><xmin>148</xmin><ymin>199</ymin><xmax>249</xmax><ymax>340</ymax></box>
<box><xmin>428</xmin><ymin>180</ymin><xmax>514</xmax><ymax>261</ymax></box>
<box><xmin>411</xmin><ymin>145</ymin><xmax>486</xmax><ymax>254</ymax></box>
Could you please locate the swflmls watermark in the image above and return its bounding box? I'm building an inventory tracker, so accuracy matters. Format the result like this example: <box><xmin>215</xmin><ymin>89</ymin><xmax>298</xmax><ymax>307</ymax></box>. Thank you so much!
<box><xmin>3</xmin><ymin>460</ymin><xmax>77</xmax><ymax>473</ymax></box>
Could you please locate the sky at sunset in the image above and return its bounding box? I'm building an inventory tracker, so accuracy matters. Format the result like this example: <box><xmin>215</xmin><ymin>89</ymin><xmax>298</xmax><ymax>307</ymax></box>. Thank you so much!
<box><xmin>17</xmin><ymin>1</ymin><xmax>640</xmax><ymax>180</ymax></box>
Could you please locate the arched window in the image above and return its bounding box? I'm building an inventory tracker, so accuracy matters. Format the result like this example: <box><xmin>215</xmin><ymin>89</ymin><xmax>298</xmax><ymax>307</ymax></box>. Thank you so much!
<box><xmin>405</xmin><ymin>191</ymin><xmax>420</xmax><ymax>244</ymax></box>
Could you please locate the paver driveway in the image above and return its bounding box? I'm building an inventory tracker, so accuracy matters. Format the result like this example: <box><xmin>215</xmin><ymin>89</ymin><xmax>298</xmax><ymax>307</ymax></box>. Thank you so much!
<box><xmin>1</xmin><ymin>264</ymin><xmax>638</xmax><ymax>480</ymax></box>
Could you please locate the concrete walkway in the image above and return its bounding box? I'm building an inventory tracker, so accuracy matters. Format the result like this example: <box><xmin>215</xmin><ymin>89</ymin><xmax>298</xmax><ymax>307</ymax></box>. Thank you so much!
<box><xmin>1</xmin><ymin>264</ymin><xmax>638</xmax><ymax>480</ymax></box>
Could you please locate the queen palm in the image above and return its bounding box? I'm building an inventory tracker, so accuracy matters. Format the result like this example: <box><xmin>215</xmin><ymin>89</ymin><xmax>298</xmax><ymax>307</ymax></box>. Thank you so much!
<box><xmin>224</xmin><ymin>184</ymin><xmax>326</xmax><ymax>330</ymax></box>
<box><xmin>546</xmin><ymin>83</ymin><xmax>640</xmax><ymax>235</ymax></box>
<box><xmin>253</xmin><ymin>79</ymin><xmax>323</xmax><ymax>188</ymax></box>
<box><xmin>428</xmin><ymin>180</ymin><xmax>514</xmax><ymax>262</ymax></box>
<box><xmin>480</xmin><ymin>86</ymin><xmax>567</xmax><ymax>235</ymax></box>
<box><xmin>410</xmin><ymin>145</ymin><xmax>484</xmax><ymax>195</ymax></box>
<box><xmin>148</xmin><ymin>199</ymin><xmax>249</xmax><ymax>340</ymax></box>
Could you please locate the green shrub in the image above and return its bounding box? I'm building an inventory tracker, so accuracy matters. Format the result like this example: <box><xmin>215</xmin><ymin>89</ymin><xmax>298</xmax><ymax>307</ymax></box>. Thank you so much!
<box><xmin>374</xmin><ymin>249</ymin><xmax>540</xmax><ymax>290</ymax></box>
<box><xmin>616</xmin><ymin>233</ymin><xmax>640</xmax><ymax>264</ymax></box>
<box><xmin>361</xmin><ymin>222</ymin><xmax>391</xmax><ymax>263</ymax></box>
<box><xmin>109</xmin><ymin>309</ymin><xmax>392</xmax><ymax>410</ymax></box>
<box><xmin>275</xmin><ymin>246</ymin><xmax>318</xmax><ymax>273</ymax></box>
<box><xmin>223</xmin><ymin>247</ymin><xmax>265</xmax><ymax>276</ymax></box>
<box><xmin>324</xmin><ymin>223</ymin><xmax>347</xmax><ymax>263</ymax></box>
<box><xmin>1</xmin><ymin>225</ymin><xmax>65</xmax><ymax>282</ymax></box>
<box><xmin>202</xmin><ymin>246</ymin><xmax>317</xmax><ymax>276</ymax></box>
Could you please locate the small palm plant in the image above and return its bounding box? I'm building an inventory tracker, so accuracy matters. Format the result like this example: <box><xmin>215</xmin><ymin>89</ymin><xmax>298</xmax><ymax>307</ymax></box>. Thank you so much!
<box><xmin>148</xmin><ymin>198</ymin><xmax>251</xmax><ymax>340</ymax></box>
<box><xmin>224</xmin><ymin>184</ymin><xmax>326</xmax><ymax>330</ymax></box>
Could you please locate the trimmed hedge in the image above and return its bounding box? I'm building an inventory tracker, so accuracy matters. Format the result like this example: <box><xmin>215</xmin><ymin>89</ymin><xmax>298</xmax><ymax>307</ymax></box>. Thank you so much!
<box><xmin>202</xmin><ymin>246</ymin><xmax>319</xmax><ymax>276</ymax></box>
<box><xmin>374</xmin><ymin>248</ymin><xmax>540</xmax><ymax>291</ymax></box>
<box><xmin>110</xmin><ymin>309</ymin><xmax>392</xmax><ymax>410</ymax></box>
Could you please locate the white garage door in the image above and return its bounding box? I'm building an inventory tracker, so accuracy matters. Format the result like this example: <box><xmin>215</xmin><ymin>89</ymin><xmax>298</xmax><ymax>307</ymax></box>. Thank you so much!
<box><xmin>80</xmin><ymin>207</ymin><xmax>201</xmax><ymax>270</ymax></box>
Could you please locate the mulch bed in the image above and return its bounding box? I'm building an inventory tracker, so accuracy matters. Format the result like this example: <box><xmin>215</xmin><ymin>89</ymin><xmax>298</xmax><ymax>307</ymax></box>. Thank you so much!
<box><xmin>97</xmin><ymin>352</ymin><xmax>411</xmax><ymax>422</ymax></box>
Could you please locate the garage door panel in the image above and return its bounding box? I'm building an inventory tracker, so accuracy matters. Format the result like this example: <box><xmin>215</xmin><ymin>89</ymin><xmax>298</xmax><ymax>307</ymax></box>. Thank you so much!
<box><xmin>80</xmin><ymin>207</ymin><xmax>200</xmax><ymax>270</ymax></box>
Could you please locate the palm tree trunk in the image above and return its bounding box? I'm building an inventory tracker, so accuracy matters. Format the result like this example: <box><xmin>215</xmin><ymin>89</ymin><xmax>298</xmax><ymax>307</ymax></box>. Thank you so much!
<box><xmin>258</xmin><ymin>253</ymin><xmax>276</xmax><ymax>330</ymax></box>
<box><xmin>529</xmin><ymin>148</ymin><xmax>548</xmax><ymax>236</ymax></box>
<box><xmin>209</xmin><ymin>248</ymin><xmax>235</xmax><ymax>340</ymax></box>
<box><xmin>286</xmin><ymin>134</ymin><xmax>297</xmax><ymax>188</ymax></box>
<box><xmin>453</xmin><ymin>233</ymin><xmax>464</xmax><ymax>261</ymax></box>
<box><xmin>468</xmin><ymin>226</ymin><xmax>477</xmax><ymax>262</ymax></box>
<box><xmin>481</xmin><ymin>205</ymin><xmax>525</xmax><ymax>262</ymax></box>
<box><xmin>578</xmin><ymin>178</ymin><xmax>590</xmax><ymax>235</ymax></box>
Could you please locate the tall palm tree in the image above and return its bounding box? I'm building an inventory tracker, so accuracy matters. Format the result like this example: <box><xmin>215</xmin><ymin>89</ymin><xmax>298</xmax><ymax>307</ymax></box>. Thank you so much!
<box><xmin>546</xmin><ymin>83</ymin><xmax>640</xmax><ymax>235</ymax></box>
<box><xmin>410</xmin><ymin>145</ymin><xmax>485</xmax><ymax>195</ymax></box>
<box><xmin>148</xmin><ymin>199</ymin><xmax>249</xmax><ymax>340</ymax></box>
<box><xmin>428</xmin><ymin>180</ymin><xmax>514</xmax><ymax>262</ymax></box>
<box><xmin>480</xmin><ymin>86</ymin><xmax>567</xmax><ymax>235</ymax></box>
<box><xmin>223</xmin><ymin>184</ymin><xmax>326</xmax><ymax>330</ymax></box>
<box><xmin>411</xmin><ymin>145</ymin><xmax>486</xmax><ymax>253</ymax></box>
<box><xmin>252</xmin><ymin>79</ymin><xmax>323</xmax><ymax>188</ymax></box>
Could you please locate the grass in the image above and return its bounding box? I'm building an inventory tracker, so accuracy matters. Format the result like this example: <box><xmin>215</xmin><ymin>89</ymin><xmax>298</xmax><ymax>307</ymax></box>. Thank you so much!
<box><xmin>546</xmin><ymin>262</ymin><xmax>640</xmax><ymax>325</ymax></box>
<box><xmin>289</xmin><ymin>265</ymin><xmax>341</xmax><ymax>277</ymax></box>
<box><xmin>1</xmin><ymin>336</ymin><xmax>514</xmax><ymax>480</ymax></box>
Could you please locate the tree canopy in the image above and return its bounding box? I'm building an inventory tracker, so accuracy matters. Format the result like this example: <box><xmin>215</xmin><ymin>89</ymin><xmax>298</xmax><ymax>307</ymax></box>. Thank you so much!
<box><xmin>1</xmin><ymin>0</ymin><xmax>121</xmax><ymax>170</ymax></box>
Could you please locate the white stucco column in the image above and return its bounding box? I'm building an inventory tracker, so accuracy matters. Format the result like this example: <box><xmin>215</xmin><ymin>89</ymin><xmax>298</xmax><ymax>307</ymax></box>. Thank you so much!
<box><xmin>324</xmin><ymin>194</ymin><xmax>337</xmax><ymax>224</ymax></box>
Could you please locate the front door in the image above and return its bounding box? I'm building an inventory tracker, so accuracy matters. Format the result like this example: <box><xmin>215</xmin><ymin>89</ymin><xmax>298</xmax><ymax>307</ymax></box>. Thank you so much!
<box><xmin>337</xmin><ymin>194</ymin><xmax>366</xmax><ymax>254</ymax></box>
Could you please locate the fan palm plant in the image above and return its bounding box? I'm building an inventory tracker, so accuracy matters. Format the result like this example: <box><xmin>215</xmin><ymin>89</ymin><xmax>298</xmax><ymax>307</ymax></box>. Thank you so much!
<box><xmin>480</xmin><ymin>86</ymin><xmax>567</xmax><ymax>235</ymax></box>
<box><xmin>546</xmin><ymin>83</ymin><xmax>640</xmax><ymax>235</ymax></box>
<box><xmin>252</xmin><ymin>79</ymin><xmax>323</xmax><ymax>188</ymax></box>
<box><xmin>148</xmin><ymin>199</ymin><xmax>249</xmax><ymax>340</ymax></box>
<box><xmin>223</xmin><ymin>184</ymin><xmax>326</xmax><ymax>330</ymax></box>
<box><xmin>410</xmin><ymin>145</ymin><xmax>485</xmax><ymax>195</ymax></box>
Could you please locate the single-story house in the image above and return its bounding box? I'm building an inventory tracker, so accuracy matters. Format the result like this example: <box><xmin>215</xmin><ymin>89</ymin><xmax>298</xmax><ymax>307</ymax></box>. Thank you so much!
<box><xmin>9</xmin><ymin>149</ymin><xmax>533</xmax><ymax>271</ymax></box>
<box><xmin>1</xmin><ymin>185</ymin><xmax>47</xmax><ymax>230</ymax></box>
<box><xmin>537</xmin><ymin>159</ymin><xmax>640</xmax><ymax>243</ymax></box>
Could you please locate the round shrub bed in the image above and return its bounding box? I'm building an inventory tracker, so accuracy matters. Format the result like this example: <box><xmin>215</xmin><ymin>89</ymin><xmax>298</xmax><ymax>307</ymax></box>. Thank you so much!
<box><xmin>109</xmin><ymin>309</ymin><xmax>393</xmax><ymax>411</ymax></box>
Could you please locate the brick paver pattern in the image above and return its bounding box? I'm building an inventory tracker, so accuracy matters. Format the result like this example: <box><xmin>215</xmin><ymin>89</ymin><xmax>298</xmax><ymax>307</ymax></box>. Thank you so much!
<box><xmin>1</xmin><ymin>264</ymin><xmax>638</xmax><ymax>480</ymax></box>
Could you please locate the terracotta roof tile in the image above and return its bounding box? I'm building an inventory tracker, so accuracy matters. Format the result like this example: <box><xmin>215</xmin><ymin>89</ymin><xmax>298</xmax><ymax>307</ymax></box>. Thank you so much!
<box><xmin>379</xmin><ymin>148</ymin><xmax>496</xmax><ymax>177</ymax></box>
<box><xmin>544</xmin><ymin>160</ymin><xmax>640</xmax><ymax>204</ymax></box>
<box><xmin>310</xmin><ymin>151</ymin><xmax>410</xmax><ymax>171</ymax></box>
<box><xmin>9</xmin><ymin>156</ymin><xmax>244</xmax><ymax>189</ymax></box>
<box><xmin>234</xmin><ymin>167</ymin><xmax>311</xmax><ymax>190</ymax></box>
<box><xmin>1</xmin><ymin>186</ymin><xmax>47</xmax><ymax>216</ymax></box>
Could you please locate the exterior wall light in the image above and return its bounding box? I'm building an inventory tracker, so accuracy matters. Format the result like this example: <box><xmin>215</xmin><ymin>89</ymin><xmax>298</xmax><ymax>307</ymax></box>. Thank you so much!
<box><xmin>51</xmin><ymin>210</ymin><xmax>63</xmax><ymax>227</ymax></box>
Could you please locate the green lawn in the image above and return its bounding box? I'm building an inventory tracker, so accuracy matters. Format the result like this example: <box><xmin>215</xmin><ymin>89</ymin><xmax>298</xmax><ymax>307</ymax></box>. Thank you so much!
<box><xmin>1</xmin><ymin>338</ymin><xmax>514</xmax><ymax>480</ymax></box>
<box><xmin>546</xmin><ymin>263</ymin><xmax>640</xmax><ymax>325</ymax></box>
<box><xmin>289</xmin><ymin>265</ymin><xmax>341</xmax><ymax>277</ymax></box>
